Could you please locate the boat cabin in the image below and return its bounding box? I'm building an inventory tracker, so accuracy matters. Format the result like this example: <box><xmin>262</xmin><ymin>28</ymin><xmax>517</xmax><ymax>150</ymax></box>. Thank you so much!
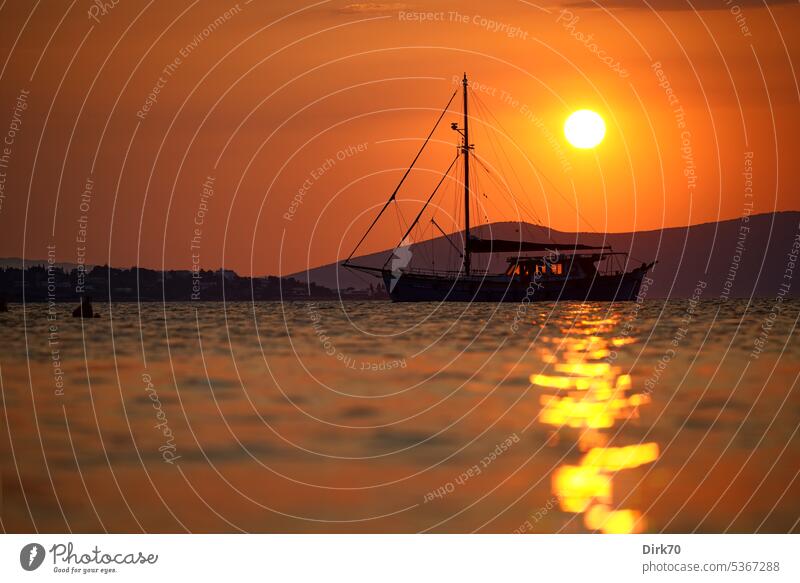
<box><xmin>504</xmin><ymin>253</ymin><xmax>609</xmax><ymax>280</ymax></box>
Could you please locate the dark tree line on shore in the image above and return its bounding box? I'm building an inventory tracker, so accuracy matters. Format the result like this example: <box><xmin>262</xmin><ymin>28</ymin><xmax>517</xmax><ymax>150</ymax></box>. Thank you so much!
<box><xmin>0</xmin><ymin>264</ymin><xmax>388</xmax><ymax>302</ymax></box>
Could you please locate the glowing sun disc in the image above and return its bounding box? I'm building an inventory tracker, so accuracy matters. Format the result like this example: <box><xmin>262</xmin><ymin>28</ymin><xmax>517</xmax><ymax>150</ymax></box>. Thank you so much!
<box><xmin>565</xmin><ymin>110</ymin><xmax>606</xmax><ymax>149</ymax></box>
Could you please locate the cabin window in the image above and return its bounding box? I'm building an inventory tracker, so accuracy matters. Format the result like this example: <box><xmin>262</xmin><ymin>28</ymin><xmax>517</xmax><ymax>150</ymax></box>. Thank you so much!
<box><xmin>535</xmin><ymin>264</ymin><xmax>546</xmax><ymax>275</ymax></box>
<box><xmin>551</xmin><ymin>263</ymin><xmax>563</xmax><ymax>275</ymax></box>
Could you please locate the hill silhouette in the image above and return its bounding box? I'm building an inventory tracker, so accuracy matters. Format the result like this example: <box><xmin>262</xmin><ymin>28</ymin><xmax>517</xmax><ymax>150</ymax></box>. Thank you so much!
<box><xmin>292</xmin><ymin>211</ymin><xmax>800</xmax><ymax>299</ymax></box>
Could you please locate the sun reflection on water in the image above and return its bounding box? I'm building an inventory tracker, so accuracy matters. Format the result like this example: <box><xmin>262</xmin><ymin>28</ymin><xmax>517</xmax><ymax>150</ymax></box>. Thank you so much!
<box><xmin>531</xmin><ymin>305</ymin><xmax>660</xmax><ymax>533</ymax></box>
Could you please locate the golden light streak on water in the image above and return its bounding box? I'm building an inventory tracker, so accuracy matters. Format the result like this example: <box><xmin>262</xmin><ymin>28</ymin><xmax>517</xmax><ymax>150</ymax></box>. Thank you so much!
<box><xmin>584</xmin><ymin>505</ymin><xmax>644</xmax><ymax>534</ymax></box>
<box><xmin>582</xmin><ymin>443</ymin><xmax>660</xmax><ymax>472</ymax></box>
<box><xmin>553</xmin><ymin>465</ymin><xmax>613</xmax><ymax>513</ymax></box>
<box><xmin>537</xmin><ymin>305</ymin><xmax>660</xmax><ymax>533</ymax></box>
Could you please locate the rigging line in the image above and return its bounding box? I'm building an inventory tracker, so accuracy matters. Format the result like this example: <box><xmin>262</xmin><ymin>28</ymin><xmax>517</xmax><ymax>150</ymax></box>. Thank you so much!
<box><xmin>471</xmin><ymin>153</ymin><xmax>540</xmax><ymax>233</ymax></box>
<box><xmin>472</xmin><ymin>166</ymin><xmax>489</xmax><ymax>225</ymax></box>
<box><xmin>431</xmin><ymin>218</ymin><xmax>463</xmax><ymax>257</ymax></box>
<box><xmin>476</xmin><ymin>98</ymin><xmax>548</xmax><ymax>231</ymax></box>
<box><xmin>344</xmin><ymin>88</ymin><xmax>458</xmax><ymax>263</ymax></box>
<box><xmin>473</xmin><ymin>169</ymin><xmax>526</xmax><ymax>253</ymax></box>
<box><xmin>395</xmin><ymin>193</ymin><xmax>410</xmax><ymax>234</ymax></box>
<box><xmin>470</xmin><ymin>89</ymin><xmax>537</xmax><ymax>210</ymax></box>
<box><xmin>471</xmin><ymin>164</ymin><xmax>507</xmax><ymax>228</ymax></box>
<box><xmin>392</xmin><ymin>203</ymin><xmax>406</xmax><ymax>238</ymax></box>
<box><xmin>462</xmin><ymin>100</ymin><xmax>554</xmax><ymax>242</ymax></box>
<box><xmin>390</xmin><ymin>204</ymin><xmax>410</xmax><ymax>269</ymax></box>
<box><xmin>452</xmin><ymin>157</ymin><xmax>463</xmax><ymax>271</ymax></box>
<box><xmin>471</xmin><ymin>91</ymin><xmax>536</xmax><ymax>211</ymax></box>
<box><xmin>472</xmin><ymin>89</ymin><xmax>601</xmax><ymax>234</ymax></box>
<box><xmin>383</xmin><ymin>154</ymin><xmax>459</xmax><ymax>269</ymax></box>
<box><xmin>475</xmin><ymin>104</ymin><xmax>568</xmax><ymax>248</ymax></box>
<box><xmin>468</xmin><ymin>92</ymin><xmax>547</xmax><ymax>230</ymax></box>
<box><xmin>348</xmin><ymin>267</ymin><xmax>374</xmax><ymax>287</ymax></box>
<box><xmin>423</xmin><ymin>214</ymin><xmax>436</xmax><ymax>266</ymax></box>
<box><xmin>470</xmin><ymin>91</ymin><xmax>553</xmax><ymax>232</ymax></box>
<box><xmin>419</xmin><ymin>220</ymin><xmax>432</xmax><ymax>266</ymax></box>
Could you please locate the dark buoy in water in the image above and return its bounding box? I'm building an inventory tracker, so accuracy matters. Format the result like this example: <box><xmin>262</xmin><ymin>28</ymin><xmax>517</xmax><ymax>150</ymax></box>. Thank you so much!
<box><xmin>72</xmin><ymin>296</ymin><xmax>99</xmax><ymax>318</ymax></box>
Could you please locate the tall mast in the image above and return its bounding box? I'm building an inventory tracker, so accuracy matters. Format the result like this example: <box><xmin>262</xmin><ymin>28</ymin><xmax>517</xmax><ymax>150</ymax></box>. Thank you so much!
<box><xmin>462</xmin><ymin>73</ymin><xmax>472</xmax><ymax>276</ymax></box>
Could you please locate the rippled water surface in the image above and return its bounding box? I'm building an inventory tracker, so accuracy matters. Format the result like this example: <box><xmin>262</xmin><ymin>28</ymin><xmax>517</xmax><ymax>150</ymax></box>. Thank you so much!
<box><xmin>2</xmin><ymin>299</ymin><xmax>799</xmax><ymax>533</ymax></box>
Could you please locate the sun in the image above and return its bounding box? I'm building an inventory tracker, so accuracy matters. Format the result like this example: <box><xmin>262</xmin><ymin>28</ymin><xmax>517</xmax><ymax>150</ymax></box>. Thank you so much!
<box><xmin>564</xmin><ymin>109</ymin><xmax>606</xmax><ymax>149</ymax></box>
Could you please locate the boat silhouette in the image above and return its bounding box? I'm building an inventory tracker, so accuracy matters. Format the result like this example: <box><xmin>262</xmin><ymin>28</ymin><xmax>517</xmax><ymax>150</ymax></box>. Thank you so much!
<box><xmin>344</xmin><ymin>74</ymin><xmax>654</xmax><ymax>302</ymax></box>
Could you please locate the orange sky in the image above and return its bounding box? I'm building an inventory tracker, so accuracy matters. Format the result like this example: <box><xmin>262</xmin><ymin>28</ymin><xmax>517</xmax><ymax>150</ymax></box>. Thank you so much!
<box><xmin>0</xmin><ymin>0</ymin><xmax>798</xmax><ymax>276</ymax></box>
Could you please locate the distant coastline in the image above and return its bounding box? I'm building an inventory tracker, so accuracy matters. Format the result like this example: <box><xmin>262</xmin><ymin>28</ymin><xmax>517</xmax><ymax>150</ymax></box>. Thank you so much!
<box><xmin>295</xmin><ymin>211</ymin><xmax>800</xmax><ymax>300</ymax></box>
<box><xmin>0</xmin><ymin>264</ymin><xmax>388</xmax><ymax>303</ymax></box>
<box><xmin>4</xmin><ymin>211</ymin><xmax>797</xmax><ymax>302</ymax></box>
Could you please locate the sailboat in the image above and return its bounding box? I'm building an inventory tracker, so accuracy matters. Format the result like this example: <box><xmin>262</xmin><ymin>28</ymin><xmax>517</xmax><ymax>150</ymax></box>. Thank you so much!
<box><xmin>344</xmin><ymin>74</ymin><xmax>655</xmax><ymax>303</ymax></box>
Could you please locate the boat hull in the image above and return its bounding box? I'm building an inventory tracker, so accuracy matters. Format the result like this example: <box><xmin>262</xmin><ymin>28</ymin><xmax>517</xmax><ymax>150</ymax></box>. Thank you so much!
<box><xmin>383</xmin><ymin>269</ymin><xmax>648</xmax><ymax>303</ymax></box>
